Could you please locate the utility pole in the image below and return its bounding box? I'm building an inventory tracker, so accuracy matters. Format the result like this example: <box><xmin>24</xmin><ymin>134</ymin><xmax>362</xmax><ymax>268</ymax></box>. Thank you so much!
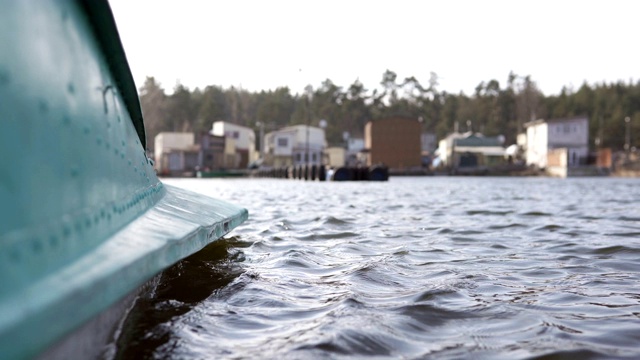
<box><xmin>625</xmin><ymin>116</ymin><xmax>631</xmax><ymax>152</ymax></box>
<box><xmin>305</xmin><ymin>85</ymin><xmax>313</xmax><ymax>165</ymax></box>
<box><xmin>256</xmin><ymin>121</ymin><xmax>265</xmax><ymax>160</ymax></box>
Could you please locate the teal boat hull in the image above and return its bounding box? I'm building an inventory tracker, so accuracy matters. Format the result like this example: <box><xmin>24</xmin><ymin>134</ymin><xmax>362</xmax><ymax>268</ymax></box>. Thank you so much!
<box><xmin>0</xmin><ymin>1</ymin><xmax>248</xmax><ymax>358</ymax></box>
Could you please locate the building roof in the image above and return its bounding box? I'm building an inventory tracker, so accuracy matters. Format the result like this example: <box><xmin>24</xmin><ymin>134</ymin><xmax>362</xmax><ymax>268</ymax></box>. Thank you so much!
<box><xmin>212</xmin><ymin>121</ymin><xmax>254</xmax><ymax>131</ymax></box>
<box><xmin>453</xmin><ymin>134</ymin><xmax>503</xmax><ymax>147</ymax></box>
<box><xmin>280</xmin><ymin>124</ymin><xmax>324</xmax><ymax>132</ymax></box>
<box><xmin>265</xmin><ymin>124</ymin><xmax>325</xmax><ymax>137</ymax></box>
<box><xmin>524</xmin><ymin>116</ymin><xmax>588</xmax><ymax>128</ymax></box>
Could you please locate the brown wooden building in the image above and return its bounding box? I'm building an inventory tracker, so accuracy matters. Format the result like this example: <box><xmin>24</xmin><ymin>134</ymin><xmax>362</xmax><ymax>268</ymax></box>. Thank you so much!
<box><xmin>364</xmin><ymin>117</ymin><xmax>422</xmax><ymax>169</ymax></box>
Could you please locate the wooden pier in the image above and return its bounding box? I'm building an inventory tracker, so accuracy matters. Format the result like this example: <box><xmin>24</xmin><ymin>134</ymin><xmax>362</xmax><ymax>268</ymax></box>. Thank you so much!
<box><xmin>251</xmin><ymin>165</ymin><xmax>389</xmax><ymax>181</ymax></box>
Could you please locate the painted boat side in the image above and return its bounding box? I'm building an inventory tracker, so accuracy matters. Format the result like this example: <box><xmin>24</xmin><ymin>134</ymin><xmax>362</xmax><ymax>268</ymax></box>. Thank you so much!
<box><xmin>0</xmin><ymin>1</ymin><xmax>248</xmax><ymax>358</ymax></box>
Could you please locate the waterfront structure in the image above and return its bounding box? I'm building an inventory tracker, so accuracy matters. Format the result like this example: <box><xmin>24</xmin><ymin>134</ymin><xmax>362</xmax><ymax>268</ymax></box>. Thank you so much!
<box><xmin>421</xmin><ymin>132</ymin><xmax>437</xmax><ymax>154</ymax></box>
<box><xmin>436</xmin><ymin>132</ymin><xmax>507</xmax><ymax>173</ymax></box>
<box><xmin>524</xmin><ymin>116</ymin><xmax>589</xmax><ymax>169</ymax></box>
<box><xmin>197</xmin><ymin>132</ymin><xmax>227</xmax><ymax>171</ymax></box>
<box><xmin>154</xmin><ymin>132</ymin><xmax>198</xmax><ymax>175</ymax></box>
<box><xmin>344</xmin><ymin>137</ymin><xmax>365</xmax><ymax>166</ymax></box>
<box><xmin>263</xmin><ymin>125</ymin><xmax>326</xmax><ymax>167</ymax></box>
<box><xmin>364</xmin><ymin>117</ymin><xmax>422</xmax><ymax>169</ymax></box>
<box><xmin>154</xmin><ymin>132</ymin><xmax>229</xmax><ymax>175</ymax></box>
<box><xmin>211</xmin><ymin>121</ymin><xmax>257</xmax><ymax>168</ymax></box>
<box><xmin>325</xmin><ymin>146</ymin><xmax>346</xmax><ymax>167</ymax></box>
<box><xmin>437</xmin><ymin>132</ymin><xmax>468</xmax><ymax>166</ymax></box>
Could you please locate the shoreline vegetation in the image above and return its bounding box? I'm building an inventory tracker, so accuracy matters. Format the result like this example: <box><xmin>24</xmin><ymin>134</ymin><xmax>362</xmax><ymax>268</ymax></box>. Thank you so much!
<box><xmin>139</xmin><ymin>71</ymin><xmax>638</xmax><ymax>155</ymax></box>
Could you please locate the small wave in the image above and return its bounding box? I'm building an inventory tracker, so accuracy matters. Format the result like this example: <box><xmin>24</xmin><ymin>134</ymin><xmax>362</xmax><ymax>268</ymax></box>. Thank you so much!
<box><xmin>519</xmin><ymin>268</ymin><xmax>566</xmax><ymax>279</ymax></box>
<box><xmin>605</xmin><ymin>232</ymin><xmax>640</xmax><ymax>238</ymax></box>
<box><xmin>487</xmin><ymin>223</ymin><xmax>527</xmax><ymax>230</ymax></box>
<box><xmin>454</xmin><ymin>229</ymin><xmax>486</xmax><ymax>235</ymax></box>
<box><xmin>395</xmin><ymin>303</ymin><xmax>474</xmax><ymax>328</ymax></box>
<box><xmin>490</xmin><ymin>243</ymin><xmax>510</xmax><ymax>249</ymax></box>
<box><xmin>528</xmin><ymin>348</ymin><xmax>617</xmax><ymax>360</ymax></box>
<box><xmin>295</xmin><ymin>329</ymin><xmax>397</xmax><ymax>356</ymax></box>
<box><xmin>590</xmin><ymin>245</ymin><xmax>640</xmax><ymax>255</ymax></box>
<box><xmin>618</xmin><ymin>216</ymin><xmax>640</xmax><ymax>222</ymax></box>
<box><xmin>298</xmin><ymin>231</ymin><xmax>359</xmax><ymax>241</ymax></box>
<box><xmin>450</xmin><ymin>236</ymin><xmax>482</xmax><ymax>243</ymax></box>
<box><xmin>466</xmin><ymin>210</ymin><xmax>514</xmax><ymax>216</ymax></box>
<box><xmin>279</xmin><ymin>257</ymin><xmax>313</xmax><ymax>269</ymax></box>
<box><xmin>535</xmin><ymin>224</ymin><xmax>565</xmax><ymax>231</ymax></box>
<box><xmin>251</xmin><ymin>240</ymin><xmax>299</xmax><ymax>253</ymax></box>
<box><xmin>320</xmin><ymin>215</ymin><xmax>356</xmax><ymax>226</ymax></box>
<box><xmin>595</xmin><ymin>260</ymin><xmax>640</xmax><ymax>272</ymax></box>
<box><xmin>520</xmin><ymin>211</ymin><xmax>552</xmax><ymax>217</ymax></box>
<box><xmin>412</xmin><ymin>288</ymin><xmax>463</xmax><ymax>303</ymax></box>
<box><xmin>578</xmin><ymin>215</ymin><xmax>602</xmax><ymax>220</ymax></box>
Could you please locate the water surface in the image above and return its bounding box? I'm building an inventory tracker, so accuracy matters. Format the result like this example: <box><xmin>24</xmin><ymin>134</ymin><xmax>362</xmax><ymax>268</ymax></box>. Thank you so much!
<box><xmin>116</xmin><ymin>177</ymin><xmax>640</xmax><ymax>359</ymax></box>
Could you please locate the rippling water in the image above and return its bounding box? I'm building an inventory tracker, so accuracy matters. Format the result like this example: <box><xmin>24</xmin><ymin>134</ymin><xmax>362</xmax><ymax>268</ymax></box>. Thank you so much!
<box><xmin>115</xmin><ymin>177</ymin><xmax>640</xmax><ymax>359</ymax></box>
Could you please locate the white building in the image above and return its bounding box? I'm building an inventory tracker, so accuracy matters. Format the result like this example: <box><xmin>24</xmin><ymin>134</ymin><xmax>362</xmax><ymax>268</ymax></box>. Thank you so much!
<box><xmin>436</xmin><ymin>131</ymin><xmax>506</xmax><ymax>170</ymax></box>
<box><xmin>421</xmin><ymin>133</ymin><xmax>437</xmax><ymax>154</ymax></box>
<box><xmin>346</xmin><ymin>138</ymin><xmax>365</xmax><ymax>166</ymax></box>
<box><xmin>524</xmin><ymin>116</ymin><xmax>589</xmax><ymax>169</ymax></box>
<box><xmin>347</xmin><ymin>138</ymin><xmax>365</xmax><ymax>152</ymax></box>
<box><xmin>154</xmin><ymin>132</ymin><xmax>198</xmax><ymax>175</ymax></box>
<box><xmin>324</xmin><ymin>138</ymin><xmax>366</xmax><ymax>168</ymax></box>
<box><xmin>264</xmin><ymin>125</ymin><xmax>326</xmax><ymax>167</ymax></box>
<box><xmin>436</xmin><ymin>132</ymin><xmax>468</xmax><ymax>166</ymax></box>
<box><xmin>211</xmin><ymin>121</ymin><xmax>257</xmax><ymax>168</ymax></box>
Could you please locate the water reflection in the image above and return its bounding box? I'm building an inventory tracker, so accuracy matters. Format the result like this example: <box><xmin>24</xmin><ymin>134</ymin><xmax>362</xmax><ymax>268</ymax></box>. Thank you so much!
<box><xmin>114</xmin><ymin>237</ymin><xmax>245</xmax><ymax>359</ymax></box>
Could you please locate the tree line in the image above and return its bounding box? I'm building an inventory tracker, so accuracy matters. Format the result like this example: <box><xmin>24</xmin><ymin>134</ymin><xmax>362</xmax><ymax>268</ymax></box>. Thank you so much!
<box><xmin>139</xmin><ymin>70</ymin><xmax>640</xmax><ymax>152</ymax></box>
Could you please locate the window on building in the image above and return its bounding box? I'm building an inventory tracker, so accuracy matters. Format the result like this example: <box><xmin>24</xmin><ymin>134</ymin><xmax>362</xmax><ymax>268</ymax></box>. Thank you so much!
<box><xmin>312</xmin><ymin>153</ymin><xmax>317</xmax><ymax>162</ymax></box>
<box><xmin>277</xmin><ymin>138</ymin><xmax>288</xmax><ymax>147</ymax></box>
<box><xmin>224</xmin><ymin>130</ymin><xmax>240</xmax><ymax>139</ymax></box>
<box><xmin>563</xmin><ymin>124</ymin><xmax>570</xmax><ymax>133</ymax></box>
<box><xmin>296</xmin><ymin>153</ymin><xmax>301</xmax><ymax>162</ymax></box>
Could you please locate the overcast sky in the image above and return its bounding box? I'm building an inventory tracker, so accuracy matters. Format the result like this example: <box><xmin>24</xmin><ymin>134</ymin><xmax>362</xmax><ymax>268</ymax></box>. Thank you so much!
<box><xmin>109</xmin><ymin>0</ymin><xmax>638</xmax><ymax>96</ymax></box>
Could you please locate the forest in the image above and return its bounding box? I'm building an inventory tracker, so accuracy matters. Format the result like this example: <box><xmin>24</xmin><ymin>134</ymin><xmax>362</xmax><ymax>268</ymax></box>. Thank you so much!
<box><xmin>138</xmin><ymin>70</ymin><xmax>640</xmax><ymax>152</ymax></box>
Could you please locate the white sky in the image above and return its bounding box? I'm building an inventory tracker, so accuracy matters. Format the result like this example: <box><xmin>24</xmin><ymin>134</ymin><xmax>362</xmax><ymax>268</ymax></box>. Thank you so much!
<box><xmin>109</xmin><ymin>0</ymin><xmax>639</xmax><ymax>96</ymax></box>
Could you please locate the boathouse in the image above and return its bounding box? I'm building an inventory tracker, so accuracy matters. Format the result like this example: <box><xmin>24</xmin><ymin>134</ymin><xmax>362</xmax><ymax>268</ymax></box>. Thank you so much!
<box><xmin>154</xmin><ymin>132</ymin><xmax>228</xmax><ymax>175</ymax></box>
<box><xmin>263</xmin><ymin>125</ymin><xmax>327</xmax><ymax>168</ymax></box>
<box><xmin>437</xmin><ymin>132</ymin><xmax>506</xmax><ymax>174</ymax></box>
<box><xmin>364</xmin><ymin>117</ymin><xmax>422</xmax><ymax>169</ymax></box>
<box><xmin>211</xmin><ymin>121</ymin><xmax>258</xmax><ymax>168</ymax></box>
<box><xmin>524</xmin><ymin>116</ymin><xmax>589</xmax><ymax>170</ymax></box>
